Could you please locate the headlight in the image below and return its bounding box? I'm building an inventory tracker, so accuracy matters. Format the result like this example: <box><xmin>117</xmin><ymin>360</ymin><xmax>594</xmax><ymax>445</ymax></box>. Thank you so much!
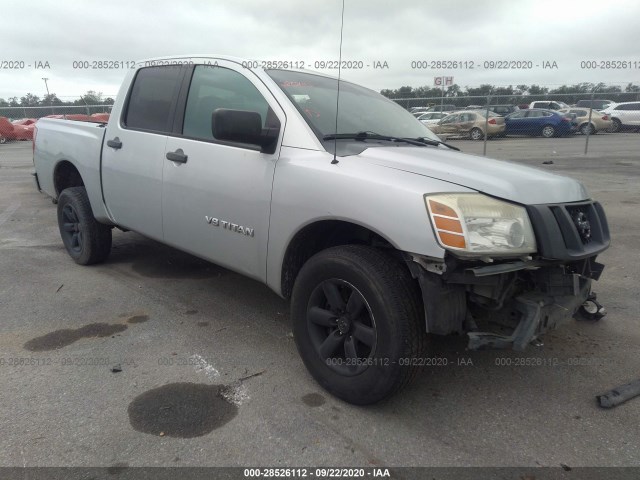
<box><xmin>425</xmin><ymin>193</ymin><xmax>537</xmax><ymax>256</ymax></box>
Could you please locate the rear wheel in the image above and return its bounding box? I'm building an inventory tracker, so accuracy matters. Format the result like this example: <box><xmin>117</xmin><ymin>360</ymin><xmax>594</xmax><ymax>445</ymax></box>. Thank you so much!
<box><xmin>580</xmin><ymin>123</ymin><xmax>596</xmax><ymax>135</ymax></box>
<box><xmin>57</xmin><ymin>187</ymin><xmax>112</xmax><ymax>265</ymax></box>
<box><xmin>291</xmin><ymin>245</ymin><xmax>425</xmax><ymax>405</ymax></box>
<box><xmin>541</xmin><ymin>125</ymin><xmax>555</xmax><ymax>138</ymax></box>
<box><xmin>0</xmin><ymin>136</ymin><xmax>7</xmax><ymax>144</ymax></box>
<box><xmin>609</xmin><ymin>118</ymin><xmax>622</xmax><ymax>133</ymax></box>
<box><xmin>470</xmin><ymin>127</ymin><xmax>484</xmax><ymax>141</ymax></box>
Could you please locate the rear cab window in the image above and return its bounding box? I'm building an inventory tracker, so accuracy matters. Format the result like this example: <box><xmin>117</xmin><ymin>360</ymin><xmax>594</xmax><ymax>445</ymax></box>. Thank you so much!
<box><xmin>123</xmin><ymin>66</ymin><xmax>185</xmax><ymax>133</ymax></box>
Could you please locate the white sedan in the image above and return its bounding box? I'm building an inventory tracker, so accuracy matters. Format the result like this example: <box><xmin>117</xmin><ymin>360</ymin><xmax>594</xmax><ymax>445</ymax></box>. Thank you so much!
<box><xmin>416</xmin><ymin>112</ymin><xmax>450</xmax><ymax>125</ymax></box>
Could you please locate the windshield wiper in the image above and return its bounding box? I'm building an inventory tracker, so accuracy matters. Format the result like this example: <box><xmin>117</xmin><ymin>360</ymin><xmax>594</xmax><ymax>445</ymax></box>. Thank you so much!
<box><xmin>323</xmin><ymin>131</ymin><xmax>460</xmax><ymax>151</ymax></box>
<box><xmin>409</xmin><ymin>137</ymin><xmax>460</xmax><ymax>151</ymax></box>
<box><xmin>323</xmin><ymin>131</ymin><xmax>422</xmax><ymax>145</ymax></box>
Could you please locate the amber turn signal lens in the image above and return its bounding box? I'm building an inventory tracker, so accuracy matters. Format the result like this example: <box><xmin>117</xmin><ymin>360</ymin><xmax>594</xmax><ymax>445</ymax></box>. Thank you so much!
<box><xmin>438</xmin><ymin>231</ymin><xmax>466</xmax><ymax>249</ymax></box>
<box><xmin>434</xmin><ymin>216</ymin><xmax>463</xmax><ymax>233</ymax></box>
<box><xmin>428</xmin><ymin>199</ymin><xmax>458</xmax><ymax>218</ymax></box>
<box><xmin>427</xmin><ymin>199</ymin><xmax>466</xmax><ymax>249</ymax></box>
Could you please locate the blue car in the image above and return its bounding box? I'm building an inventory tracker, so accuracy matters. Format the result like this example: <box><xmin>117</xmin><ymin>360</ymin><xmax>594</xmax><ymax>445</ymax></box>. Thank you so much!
<box><xmin>504</xmin><ymin>109</ymin><xmax>576</xmax><ymax>138</ymax></box>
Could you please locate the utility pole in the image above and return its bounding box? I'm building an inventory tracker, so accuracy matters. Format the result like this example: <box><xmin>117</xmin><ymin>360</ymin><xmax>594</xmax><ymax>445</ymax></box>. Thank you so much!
<box><xmin>42</xmin><ymin>77</ymin><xmax>54</xmax><ymax>114</ymax></box>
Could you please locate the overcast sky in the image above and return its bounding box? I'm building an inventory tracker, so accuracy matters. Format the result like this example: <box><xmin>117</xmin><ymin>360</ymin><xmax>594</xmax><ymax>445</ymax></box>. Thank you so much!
<box><xmin>2</xmin><ymin>0</ymin><xmax>639</xmax><ymax>100</ymax></box>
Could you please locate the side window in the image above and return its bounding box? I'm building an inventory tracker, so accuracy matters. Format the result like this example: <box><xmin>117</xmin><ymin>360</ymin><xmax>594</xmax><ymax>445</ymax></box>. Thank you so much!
<box><xmin>124</xmin><ymin>66</ymin><xmax>184</xmax><ymax>133</ymax></box>
<box><xmin>629</xmin><ymin>103</ymin><xmax>640</xmax><ymax>110</ymax></box>
<box><xmin>526</xmin><ymin>110</ymin><xmax>542</xmax><ymax>118</ymax></box>
<box><xmin>183</xmin><ymin>65</ymin><xmax>271</xmax><ymax>141</ymax></box>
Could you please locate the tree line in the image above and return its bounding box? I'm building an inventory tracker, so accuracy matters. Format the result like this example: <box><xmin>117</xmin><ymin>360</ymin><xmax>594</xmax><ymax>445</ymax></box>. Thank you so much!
<box><xmin>380</xmin><ymin>82</ymin><xmax>640</xmax><ymax>104</ymax></box>
<box><xmin>0</xmin><ymin>91</ymin><xmax>115</xmax><ymax>107</ymax></box>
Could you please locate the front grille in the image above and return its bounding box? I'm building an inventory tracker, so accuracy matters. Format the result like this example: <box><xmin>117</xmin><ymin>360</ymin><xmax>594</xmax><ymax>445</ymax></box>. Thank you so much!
<box><xmin>526</xmin><ymin>201</ymin><xmax>610</xmax><ymax>260</ymax></box>
<box><xmin>564</xmin><ymin>205</ymin><xmax>592</xmax><ymax>245</ymax></box>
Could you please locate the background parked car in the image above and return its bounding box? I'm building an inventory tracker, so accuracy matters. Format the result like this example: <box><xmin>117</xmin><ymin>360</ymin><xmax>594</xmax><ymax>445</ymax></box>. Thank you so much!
<box><xmin>0</xmin><ymin>116</ymin><xmax>17</xmax><ymax>143</ymax></box>
<box><xmin>558</xmin><ymin>108</ymin><xmax>611</xmax><ymax>135</ymax></box>
<box><xmin>472</xmin><ymin>104</ymin><xmax>520</xmax><ymax>116</ymax></box>
<box><xmin>529</xmin><ymin>100</ymin><xmax>570</xmax><ymax>110</ymax></box>
<box><xmin>427</xmin><ymin>110</ymin><xmax>505</xmax><ymax>140</ymax></box>
<box><xmin>11</xmin><ymin>118</ymin><xmax>37</xmax><ymax>140</ymax></box>
<box><xmin>575</xmin><ymin>99</ymin><xmax>614</xmax><ymax>111</ymax></box>
<box><xmin>602</xmin><ymin>102</ymin><xmax>640</xmax><ymax>132</ymax></box>
<box><xmin>423</xmin><ymin>104</ymin><xmax>457</xmax><ymax>112</ymax></box>
<box><xmin>91</xmin><ymin>113</ymin><xmax>110</xmax><ymax>122</ymax></box>
<box><xmin>416</xmin><ymin>111</ymin><xmax>449</xmax><ymax>125</ymax></box>
<box><xmin>504</xmin><ymin>109</ymin><xmax>576</xmax><ymax>137</ymax></box>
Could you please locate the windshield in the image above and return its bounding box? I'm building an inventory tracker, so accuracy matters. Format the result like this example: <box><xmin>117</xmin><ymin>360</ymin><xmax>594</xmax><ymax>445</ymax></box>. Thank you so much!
<box><xmin>266</xmin><ymin>69</ymin><xmax>440</xmax><ymax>143</ymax></box>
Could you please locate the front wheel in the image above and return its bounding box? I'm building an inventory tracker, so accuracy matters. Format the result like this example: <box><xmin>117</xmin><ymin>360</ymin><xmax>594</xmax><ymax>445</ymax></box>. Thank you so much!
<box><xmin>541</xmin><ymin>125</ymin><xmax>555</xmax><ymax>138</ymax></box>
<box><xmin>57</xmin><ymin>187</ymin><xmax>112</xmax><ymax>265</ymax></box>
<box><xmin>291</xmin><ymin>245</ymin><xmax>425</xmax><ymax>405</ymax></box>
<box><xmin>0</xmin><ymin>136</ymin><xmax>7</xmax><ymax>144</ymax></box>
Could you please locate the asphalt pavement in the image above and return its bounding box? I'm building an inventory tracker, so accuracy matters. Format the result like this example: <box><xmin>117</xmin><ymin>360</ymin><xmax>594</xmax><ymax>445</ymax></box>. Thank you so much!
<box><xmin>0</xmin><ymin>136</ymin><xmax>639</xmax><ymax>469</ymax></box>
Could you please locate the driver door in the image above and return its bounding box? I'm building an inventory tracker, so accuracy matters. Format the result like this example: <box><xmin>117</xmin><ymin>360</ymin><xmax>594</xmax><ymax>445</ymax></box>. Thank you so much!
<box><xmin>161</xmin><ymin>63</ymin><xmax>285</xmax><ymax>281</ymax></box>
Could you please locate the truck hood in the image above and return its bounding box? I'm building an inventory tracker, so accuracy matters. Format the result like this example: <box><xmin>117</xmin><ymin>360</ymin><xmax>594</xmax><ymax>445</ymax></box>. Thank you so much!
<box><xmin>357</xmin><ymin>146</ymin><xmax>589</xmax><ymax>204</ymax></box>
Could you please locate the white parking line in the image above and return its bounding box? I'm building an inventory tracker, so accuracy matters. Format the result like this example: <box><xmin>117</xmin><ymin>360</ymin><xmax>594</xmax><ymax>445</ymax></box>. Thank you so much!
<box><xmin>189</xmin><ymin>353</ymin><xmax>250</xmax><ymax>405</ymax></box>
<box><xmin>190</xmin><ymin>354</ymin><xmax>220</xmax><ymax>380</ymax></box>
<box><xmin>0</xmin><ymin>202</ymin><xmax>20</xmax><ymax>227</ymax></box>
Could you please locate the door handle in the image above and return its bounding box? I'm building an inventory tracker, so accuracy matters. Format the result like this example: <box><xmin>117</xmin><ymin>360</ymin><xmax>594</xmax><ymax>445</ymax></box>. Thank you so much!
<box><xmin>166</xmin><ymin>149</ymin><xmax>188</xmax><ymax>164</ymax></box>
<box><xmin>107</xmin><ymin>137</ymin><xmax>122</xmax><ymax>149</ymax></box>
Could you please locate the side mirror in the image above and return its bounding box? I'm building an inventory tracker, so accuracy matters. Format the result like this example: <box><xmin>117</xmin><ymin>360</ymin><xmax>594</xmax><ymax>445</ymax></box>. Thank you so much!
<box><xmin>211</xmin><ymin>109</ymin><xmax>280</xmax><ymax>154</ymax></box>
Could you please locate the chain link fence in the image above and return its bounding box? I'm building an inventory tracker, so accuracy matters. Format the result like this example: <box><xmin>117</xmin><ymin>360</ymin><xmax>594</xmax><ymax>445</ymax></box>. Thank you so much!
<box><xmin>0</xmin><ymin>104</ymin><xmax>112</xmax><ymax>120</ymax></box>
<box><xmin>392</xmin><ymin>90</ymin><xmax>640</xmax><ymax>156</ymax></box>
<box><xmin>1</xmin><ymin>89</ymin><xmax>639</xmax><ymax>156</ymax></box>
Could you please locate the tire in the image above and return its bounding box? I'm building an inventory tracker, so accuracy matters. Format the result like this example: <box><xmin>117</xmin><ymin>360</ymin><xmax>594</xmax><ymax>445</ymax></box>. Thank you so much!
<box><xmin>291</xmin><ymin>245</ymin><xmax>425</xmax><ymax>405</ymax></box>
<box><xmin>469</xmin><ymin>127</ymin><xmax>484</xmax><ymax>141</ymax></box>
<box><xmin>609</xmin><ymin>118</ymin><xmax>622</xmax><ymax>133</ymax></box>
<box><xmin>541</xmin><ymin>125</ymin><xmax>555</xmax><ymax>138</ymax></box>
<box><xmin>0</xmin><ymin>136</ymin><xmax>7</xmax><ymax>144</ymax></box>
<box><xmin>57</xmin><ymin>187</ymin><xmax>112</xmax><ymax>265</ymax></box>
<box><xmin>580</xmin><ymin>123</ymin><xmax>596</xmax><ymax>135</ymax></box>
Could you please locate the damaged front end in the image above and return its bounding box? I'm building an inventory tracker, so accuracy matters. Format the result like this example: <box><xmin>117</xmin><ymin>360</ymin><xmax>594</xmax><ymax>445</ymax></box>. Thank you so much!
<box><xmin>411</xmin><ymin>198</ymin><xmax>610</xmax><ymax>350</ymax></box>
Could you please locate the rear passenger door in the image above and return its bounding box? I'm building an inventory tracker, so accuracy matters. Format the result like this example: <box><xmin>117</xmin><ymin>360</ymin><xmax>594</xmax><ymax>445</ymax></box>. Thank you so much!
<box><xmin>619</xmin><ymin>103</ymin><xmax>640</xmax><ymax>126</ymax></box>
<box><xmin>161</xmin><ymin>62</ymin><xmax>285</xmax><ymax>281</ymax></box>
<box><xmin>525</xmin><ymin>110</ymin><xmax>544</xmax><ymax>133</ymax></box>
<box><xmin>102</xmin><ymin>65</ymin><xmax>187</xmax><ymax>240</ymax></box>
<box><xmin>457</xmin><ymin>113</ymin><xmax>475</xmax><ymax>135</ymax></box>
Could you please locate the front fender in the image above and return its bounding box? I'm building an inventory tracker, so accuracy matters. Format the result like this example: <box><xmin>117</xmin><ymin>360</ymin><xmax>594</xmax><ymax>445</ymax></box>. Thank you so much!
<box><xmin>265</xmin><ymin>147</ymin><xmax>475</xmax><ymax>296</ymax></box>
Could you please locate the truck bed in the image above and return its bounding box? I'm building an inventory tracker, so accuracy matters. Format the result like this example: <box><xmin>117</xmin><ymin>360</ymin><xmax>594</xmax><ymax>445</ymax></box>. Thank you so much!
<box><xmin>34</xmin><ymin>118</ymin><xmax>111</xmax><ymax>222</ymax></box>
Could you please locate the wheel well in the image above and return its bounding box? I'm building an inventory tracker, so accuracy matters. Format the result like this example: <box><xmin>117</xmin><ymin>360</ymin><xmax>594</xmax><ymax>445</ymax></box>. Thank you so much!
<box><xmin>54</xmin><ymin>161</ymin><xmax>84</xmax><ymax>196</ymax></box>
<box><xmin>280</xmin><ymin>220</ymin><xmax>395</xmax><ymax>299</ymax></box>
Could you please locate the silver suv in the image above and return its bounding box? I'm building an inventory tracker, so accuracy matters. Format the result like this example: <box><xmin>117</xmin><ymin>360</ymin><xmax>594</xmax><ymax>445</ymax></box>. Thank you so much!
<box><xmin>529</xmin><ymin>100</ymin><xmax>570</xmax><ymax>110</ymax></box>
<box><xmin>602</xmin><ymin>101</ymin><xmax>640</xmax><ymax>132</ymax></box>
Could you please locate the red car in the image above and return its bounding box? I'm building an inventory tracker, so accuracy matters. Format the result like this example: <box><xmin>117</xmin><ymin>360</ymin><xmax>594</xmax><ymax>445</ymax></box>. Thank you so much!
<box><xmin>0</xmin><ymin>116</ymin><xmax>17</xmax><ymax>143</ymax></box>
<box><xmin>91</xmin><ymin>113</ymin><xmax>110</xmax><ymax>122</ymax></box>
<box><xmin>11</xmin><ymin>118</ymin><xmax>37</xmax><ymax>140</ymax></box>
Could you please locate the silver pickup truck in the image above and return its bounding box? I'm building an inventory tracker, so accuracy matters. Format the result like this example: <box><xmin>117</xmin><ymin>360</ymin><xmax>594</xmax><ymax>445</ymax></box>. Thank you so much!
<box><xmin>33</xmin><ymin>55</ymin><xmax>610</xmax><ymax>405</ymax></box>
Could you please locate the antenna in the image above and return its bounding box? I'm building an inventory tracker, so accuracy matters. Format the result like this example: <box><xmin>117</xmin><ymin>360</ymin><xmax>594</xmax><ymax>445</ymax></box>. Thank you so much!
<box><xmin>331</xmin><ymin>0</ymin><xmax>345</xmax><ymax>165</ymax></box>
